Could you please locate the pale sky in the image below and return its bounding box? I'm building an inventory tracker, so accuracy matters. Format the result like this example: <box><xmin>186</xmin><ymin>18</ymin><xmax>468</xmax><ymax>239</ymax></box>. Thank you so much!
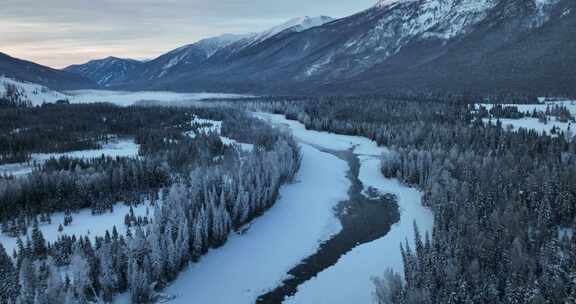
<box><xmin>0</xmin><ymin>0</ymin><xmax>377</xmax><ymax>68</ymax></box>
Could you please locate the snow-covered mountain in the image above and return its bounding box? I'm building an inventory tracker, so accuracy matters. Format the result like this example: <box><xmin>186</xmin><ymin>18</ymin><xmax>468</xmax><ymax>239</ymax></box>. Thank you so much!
<box><xmin>132</xmin><ymin>0</ymin><xmax>573</xmax><ymax>96</ymax></box>
<box><xmin>206</xmin><ymin>16</ymin><xmax>334</xmax><ymax>62</ymax></box>
<box><xmin>248</xmin><ymin>16</ymin><xmax>334</xmax><ymax>47</ymax></box>
<box><xmin>64</xmin><ymin>57</ymin><xmax>144</xmax><ymax>87</ymax></box>
<box><xmin>0</xmin><ymin>52</ymin><xmax>95</xmax><ymax>90</ymax></box>
<box><xmin>135</xmin><ymin>33</ymin><xmax>250</xmax><ymax>82</ymax></box>
<box><xmin>65</xmin><ymin>16</ymin><xmax>333</xmax><ymax>87</ymax></box>
<box><xmin>56</xmin><ymin>0</ymin><xmax>575</xmax><ymax>96</ymax></box>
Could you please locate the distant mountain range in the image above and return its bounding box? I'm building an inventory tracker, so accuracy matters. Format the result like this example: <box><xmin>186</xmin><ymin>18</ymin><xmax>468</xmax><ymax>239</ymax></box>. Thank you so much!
<box><xmin>64</xmin><ymin>16</ymin><xmax>334</xmax><ymax>88</ymax></box>
<box><xmin>3</xmin><ymin>0</ymin><xmax>576</xmax><ymax>97</ymax></box>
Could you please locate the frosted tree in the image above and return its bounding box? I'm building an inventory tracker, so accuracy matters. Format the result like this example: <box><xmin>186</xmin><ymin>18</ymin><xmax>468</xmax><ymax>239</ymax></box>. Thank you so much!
<box><xmin>45</xmin><ymin>259</ymin><xmax>65</xmax><ymax>304</ymax></box>
<box><xmin>148</xmin><ymin>222</ymin><xmax>167</xmax><ymax>284</ymax></box>
<box><xmin>191</xmin><ymin>217</ymin><xmax>205</xmax><ymax>261</ymax></box>
<box><xmin>97</xmin><ymin>243</ymin><xmax>118</xmax><ymax>302</ymax></box>
<box><xmin>31</xmin><ymin>222</ymin><xmax>47</xmax><ymax>258</ymax></box>
<box><xmin>0</xmin><ymin>244</ymin><xmax>17</xmax><ymax>303</ymax></box>
<box><xmin>128</xmin><ymin>257</ymin><xmax>153</xmax><ymax>304</ymax></box>
<box><xmin>69</xmin><ymin>249</ymin><xmax>91</xmax><ymax>303</ymax></box>
<box><xmin>372</xmin><ymin>268</ymin><xmax>403</xmax><ymax>304</ymax></box>
<box><xmin>175</xmin><ymin>218</ymin><xmax>190</xmax><ymax>269</ymax></box>
<box><xmin>17</xmin><ymin>258</ymin><xmax>36</xmax><ymax>304</ymax></box>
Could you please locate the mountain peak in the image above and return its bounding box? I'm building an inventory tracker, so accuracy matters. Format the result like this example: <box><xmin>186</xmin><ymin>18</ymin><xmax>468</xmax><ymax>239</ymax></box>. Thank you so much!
<box><xmin>277</xmin><ymin>15</ymin><xmax>333</xmax><ymax>31</ymax></box>
<box><xmin>374</xmin><ymin>0</ymin><xmax>404</xmax><ymax>8</ymax></box>
<box><xmin>254</xmin><ymin>15</ymin><xmax>333</xmax><ymax>42</ymax></box>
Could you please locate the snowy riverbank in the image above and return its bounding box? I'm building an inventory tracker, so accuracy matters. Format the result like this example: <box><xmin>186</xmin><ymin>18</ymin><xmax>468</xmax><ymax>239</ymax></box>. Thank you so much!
<box><xmin>257</xmin><ymin>113</ymin><xmax>434</xmax><ymax>304</ymax></box>
<box><xmin>158</xmin><ymin>143</ymin><xmax>349</xmax><ymax>303</ymax></box>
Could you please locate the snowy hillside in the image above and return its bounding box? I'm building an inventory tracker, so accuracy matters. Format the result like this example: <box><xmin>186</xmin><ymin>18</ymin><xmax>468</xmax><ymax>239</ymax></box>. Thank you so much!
<box><xmin>249</xmin><ymin>16</ymin><xmax>333</xmax><ymax>45</ymax></box>
<box><xmin>170</xmin><ymin>33</ymin><xmax>251</xmax><ymax>61</ymax></box>
<box><xmin>0</xmin><ymin>76</ymin><xmax>71</xmax><ymax>106</ymax></box>
<box><xmin>144</xmin><ymin>33</ymin><xmax>251</xmax><ymax>80</ymax></box>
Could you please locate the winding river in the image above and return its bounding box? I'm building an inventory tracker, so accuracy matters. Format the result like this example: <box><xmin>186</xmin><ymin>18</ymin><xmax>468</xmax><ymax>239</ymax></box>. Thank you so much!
<box><xmin>148</xmin><ymin>112</ymin><xmax>434</xmax><ymax>304</ymax></box>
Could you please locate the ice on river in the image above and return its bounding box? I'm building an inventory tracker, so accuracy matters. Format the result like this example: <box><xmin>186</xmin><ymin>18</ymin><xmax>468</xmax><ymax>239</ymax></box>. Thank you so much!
<box><xmin>257</xmin><ymin>113</ymin><xmax>434</xmax><ymax>304</ymax></box>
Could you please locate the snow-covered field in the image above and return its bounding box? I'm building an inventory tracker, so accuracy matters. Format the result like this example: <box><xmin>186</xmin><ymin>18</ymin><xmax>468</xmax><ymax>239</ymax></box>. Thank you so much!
<box><xmin>0</xmin><ymin>138</ymin><xmax>145</xmax><ymax>254</ymax></box>
<box><xmin>483</xmin><ymin>117</ymin><xmax>573</xmax><ymax>136</ymax></box>
<box><xmin>0</xmin><ymin>201</ymin><xmax>151</xmax><ymax>255</ymax></box>
<box><xmin>477</xmin><ymin>100</ymin><xmax>576</xmax><ymax>136</ymax></box>
<box><xmin>478</xmin><ymin>99</ymin><xmax>576</xmax><ymax>116</ymax></box>
<box><xmin>145</xmin><ymin>113</ymin><xmax>432</xmax><ymax>304</ymax></box>
<box><xmin>0</xmin><ymin>139</ymin><xmax>139</xmax><ymax>177</ymax></box>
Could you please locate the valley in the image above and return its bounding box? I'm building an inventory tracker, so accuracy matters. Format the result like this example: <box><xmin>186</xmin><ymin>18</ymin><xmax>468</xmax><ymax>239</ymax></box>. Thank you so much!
<box><xmin>1</xmin><ymin>0</ymin><xmax>575</xmax><ymax>303</ymax></box>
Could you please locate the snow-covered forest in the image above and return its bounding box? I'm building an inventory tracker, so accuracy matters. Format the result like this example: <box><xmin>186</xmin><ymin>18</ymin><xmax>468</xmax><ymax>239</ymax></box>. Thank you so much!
<box><xmin>1</xmin><ymin>84</ymin><xmax>576</xmax><ymax>304</ymax></box>
<box><xmin>0</xmin><ymin>99</ymin><xmax>300</xmax><ymax>303</ymax></box>
<box><xmin>247</xmin><ymin>96</ymin><xmax>576</xmax><ymax>303</ymax></box>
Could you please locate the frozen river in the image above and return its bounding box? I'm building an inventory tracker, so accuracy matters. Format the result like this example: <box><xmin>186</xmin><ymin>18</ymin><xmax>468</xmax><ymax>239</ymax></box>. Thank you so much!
<box><xmin>144</xmin><ymin>112</ymin><xmax>434</xmax><ymax>304</ymax></box>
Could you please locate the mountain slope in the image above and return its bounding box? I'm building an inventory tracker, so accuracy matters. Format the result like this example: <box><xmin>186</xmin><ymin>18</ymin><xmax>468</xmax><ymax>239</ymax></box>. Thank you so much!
<box><xmin>0</xmin><ymin>52</ymin><xmax>96</xmax><ymax>90</ymax></box>
<box><xmin>318</xmin><ymin>0</ymin><xmax>576</xmax><ymax>97</ymax></box>
<box><xmin>134</xmin><ymin>33</ymin><xmax>250</xmax><ymax>83</ymax></box>
<box><xmin>64</xmin><ymin>57</ymin><xmax>144</xmax><ymax>87</ymax></box>
<box><xmin>126</xmin><ymin>16</ymin><xmax>335</xmax><ymax>88</ymax></box>
<box><xmin>0</xmin><ymin>76</ymin><xmax>73</xmax><ymax>106</ymax></box>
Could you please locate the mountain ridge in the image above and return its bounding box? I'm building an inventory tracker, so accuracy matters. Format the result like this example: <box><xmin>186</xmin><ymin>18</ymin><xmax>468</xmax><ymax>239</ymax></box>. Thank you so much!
<box><xmin>0</xmin><ymin>52</ymin><xmax>96</xmax><ymax>90</ymax></box>
<box><xmin>64</xmin><ymin>16</ymin><xmax>334</xmax><ymax>88</ymax></box>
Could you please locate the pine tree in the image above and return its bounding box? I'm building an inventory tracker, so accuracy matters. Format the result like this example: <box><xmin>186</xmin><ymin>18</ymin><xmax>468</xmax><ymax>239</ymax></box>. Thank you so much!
<box><xmin>45</xmin><ymin>259</ymin><xmax>65</xmax><ymax>304</ymax></box>
<box><xmin>128</xmin><ymin>257</ymin><xmax>152</xmax><ymax>304</ymax></box>
<box><xmin>70</xmin><ymin>250</ymin><xmax>90</xmax><ymax>303</ymax></box>
<box><xmin>0</xmin><ymin>244</ymin><xmax>17</xmax><ymax>303</ymax></box>
<box><xmin>372</xmin><ymin>268</ymin><xmax>403</xmax><ymax>304</ymax></box>
<box><xmin>17</xmin><ymin>258</ymin><xmax>36</xmax><ymax>304</ymax></box>
<box><xmin>98</xmin><ymin>243</ymin><xmax>118</xmax><ymax>302</ymax></box>
<box><xmin>31</xmin><ymin>222</ymin><xmax>47</xmax><ymax>258</ymax></box>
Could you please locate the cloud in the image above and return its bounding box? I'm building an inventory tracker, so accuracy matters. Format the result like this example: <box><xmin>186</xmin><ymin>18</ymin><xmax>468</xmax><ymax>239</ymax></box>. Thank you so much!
<box><xmin>0</xmin><ymin>0</ymin><xmax>376</xmax><ymax>68</ymax></box>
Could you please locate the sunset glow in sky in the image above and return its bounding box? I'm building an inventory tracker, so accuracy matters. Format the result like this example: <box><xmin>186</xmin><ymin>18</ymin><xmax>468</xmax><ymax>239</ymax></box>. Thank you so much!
<box><xmin>0</xmin><ymin>0</ymin><xmax>377</xmax><ymax>68</ymax></box>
